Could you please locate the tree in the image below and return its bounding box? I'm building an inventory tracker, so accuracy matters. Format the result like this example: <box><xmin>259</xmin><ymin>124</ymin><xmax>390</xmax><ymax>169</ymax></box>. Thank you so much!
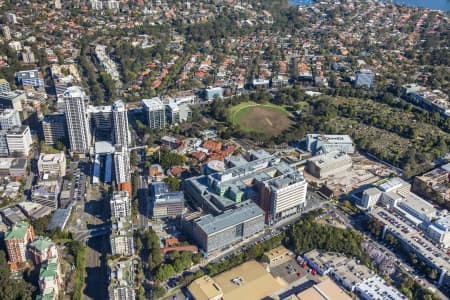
<box><xmin>158</xmin><ymin>151</ymin><xmax>185</xmax><ymax>169</ymax></box>
<box><xmin>163</xmin><ymin>176</ymin><xmax>181</xmax><ymax>192</ymax></box>
<box><xmin>155</xmin><ymin>264</ymin><xmax>175</xmax><ymax>281</ymax></box>
<box><xmin>0</xmin><ymin>250</ymin><xmax>34</xmax><ymax>300</ymax></box>
<box><xmin>342</xmin><ymin>200</ymin><xmax>352</xmax><ymax>209</ymax></box>
<box><xmin>130</xmin><ymin>150</ymin><xmax>138</xmax><ymax>167</ymax></box>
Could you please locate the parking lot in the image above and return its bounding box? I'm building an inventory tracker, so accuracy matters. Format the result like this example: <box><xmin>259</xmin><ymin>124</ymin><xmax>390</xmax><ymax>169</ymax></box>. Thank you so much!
<box><xmin>71</xmin><ymin>165</ymin><xmax>87</xmax><ymax>202</ymax></box>
<box><xmin>161</xmin><ymin>291</ymin><xmax>186</xmax><ymax>300</ymax></box>
<box><xmin>371</xmin><ymin>206</ymin><xmax>450</xmax><ymax>277</ymax></box>
<box><xmin>270</xmin><ymin>258</ymin><xmax>310</xmax><ymax>284</ymax></box>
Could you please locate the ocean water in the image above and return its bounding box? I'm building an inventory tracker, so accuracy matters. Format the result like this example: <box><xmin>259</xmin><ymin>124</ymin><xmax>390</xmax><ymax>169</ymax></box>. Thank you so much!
<box><xmin>289</xmin><ymin>0</ymin><xmax>450</xmax><ymax>11</ymax></box>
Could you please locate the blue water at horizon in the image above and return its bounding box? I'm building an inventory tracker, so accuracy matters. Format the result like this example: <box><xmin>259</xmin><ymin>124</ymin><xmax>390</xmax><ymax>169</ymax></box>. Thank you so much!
<box><xmin>289</xmin><ymin>0</ymin><xmax>450</xmax><ymax>11</ymax></box>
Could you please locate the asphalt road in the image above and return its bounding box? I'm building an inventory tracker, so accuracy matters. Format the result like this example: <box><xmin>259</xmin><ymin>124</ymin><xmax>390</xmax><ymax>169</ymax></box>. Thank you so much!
<box><xmin>138</xmin><ymin>175</ymin><xmax>148</xmax><ymax>230</ymax></box>
<box><xmin>82</xmin><ymin>185</ymin><xmax>109</xmax><ymax>300</ymax></box>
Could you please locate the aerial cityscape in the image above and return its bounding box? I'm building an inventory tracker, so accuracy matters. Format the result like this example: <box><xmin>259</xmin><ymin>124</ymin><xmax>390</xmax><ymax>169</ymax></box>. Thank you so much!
<box><xmin>0</xmin><ymin>0</ymin><xmax>448</xmax><ymax>299</ymax></box>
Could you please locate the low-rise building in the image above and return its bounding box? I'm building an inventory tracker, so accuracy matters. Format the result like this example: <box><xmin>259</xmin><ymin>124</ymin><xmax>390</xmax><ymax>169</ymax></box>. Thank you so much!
<box><xmin>303</xmin><ymin>250</ymin><xmax>405</xmax><ymax>299</ymax></box>
<box><xmin>15</xmin><ymin>69</ymin><xmax>44</xmax><ymax>87</ymax></box>
<box><xmin>306</xmin><ymin>134</ymin><xmax>355</xmax><ymax>155</ymax></box>
<box><xmin>354</xmin><ymin>275</ymin><xmax>406</xmax><ymax>300</ymax></box>
<box><xmin>354</xmin><ymin>69</ymin><xmax>374</xmax><ymax>88</ymax></box>
<box><xmin>187</xmin><ymin>275</ymin><xmax>223</xmax><ymax>300</ymax></box>
<box><xmin>205</xmin><ymin>86</ymin><xmax>223</xmax><ymax>100</ymax></box>
<box><xmin>305</xmin><ymin>151</ymin><xmax>352</xmax><ymax>179</ymax></box>
<box><xmin>187</xmin><ymin>260</ymin><xmax>284</xmax><ymax>300</ymax></box>
<box><xmin>0</xmin><ymin>206</ymin><xmax>27</xmax><ymax>225</ymax></box>
<box><xmin>412</xmin><ymin>163</ymin><xmax>450</xmax><ymax>203</ymax></box>
<box><xmin>187</xmin><ymin>201</ymin><xmax>264</xmax><ymax>254</ymax></box>
<box><xmin>297</xmin><ymin>278</ymin><xmax>351</xmax><ymax>300</ymax></box>
<box><xmin>17</xmin><ymin>202</ymin><xmax>52</xmax><ymax>221</ymax></box>
<box><xmin>0</xmin><ymin>158</ymin><xmax>27</xmax><ymax>178</ymax></box>
<box><xmin>265</xmin><ymin>245</ymin><xmax>291</xmax><ymax>265</ymax></box>
<box><xmin>361</xmin><ymin>177</ymin><xmax>436</xmax><ymax>225</ymax></box>
<box><xmin>427</xmin><ymin>215</ymin><xmax>450</xmax><ymax>249</ymax></box>
<box><xmin>37</xmin><ymin>152</ymin><xmax>66</xmax><ymax>177</ymax></box>
<box><xmin>31</xmin><ymin>180</ymin><xmax>60</xmax><ymax>210</ymax></box>
<box><xmin>149</xmin><ymin>164</ymin><xmax>164</xmax><ymax>181</ymax></box>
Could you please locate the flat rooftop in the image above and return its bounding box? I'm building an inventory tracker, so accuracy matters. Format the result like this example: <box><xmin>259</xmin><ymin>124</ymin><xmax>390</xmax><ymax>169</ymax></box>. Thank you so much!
<box><xmin>370</xmin><ymin>206</ymin><xmax>450</xmax><ymax>271</ymax></box>
<box><xmin>297</xmin><ymin>278</ymin><xmax>352</xmax><ymax>300</ymax></box>
<box><xmin>213</xmin><ymin>260</ymin><xmax>286</xmax><ymax>300</ymax></box>
<box><xmin>142</xmin><ymin>97</ymin><xmax>164</xmax><ymax>109</ymax></box>
<box><xmin>355</xmin><ymin>275</ymin><xmax>406</xmax><ymax>300</ymax></box>
<box><xmin>379</xmin><ymin>177</ymin><xmax>406</xmax><ymax>192</ymax></box>
<box><xmin>39</xmin><ymin>152</ymin><xmax>64</xmax><ymax>163</ymax></box>
<box><xmin>188</xmin><ymin>275</ymin><xmax>223</xmax><ymax>300</ymax></box>
<box><xmin>307</xmin><ymin>134</ymin><xmax>353</xmax><ymax>144</ymax></box>
<box><xmin>307</xmin><ymin>151</ymin><xmax>352</xmax><ymax>168</ymax></box>
<box><xmin>195</xmin><ymin>201</ymin><xmax>264</xmax><ymax>235</ymax></box>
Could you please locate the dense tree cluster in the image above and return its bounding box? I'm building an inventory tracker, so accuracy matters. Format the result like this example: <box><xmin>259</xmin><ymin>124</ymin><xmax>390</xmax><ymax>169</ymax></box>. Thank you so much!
<box><xmin>156</xmin><ymin>150</ymin><xmax>186</xmax><ymax>169</ymax></box>
<box><xmin>69</xmin><ymin>241</ymin><xmax>87</xmax><ymax>300</ymax></box>
<box><xmin>284</xmin><ymin>218</ymin><xmax>367</xmax><ymax>263</ymax></box>
<box><xmin>0</xmin><ymin>250</ymin><xmax>34</xmax><ymax>300</ymax></box>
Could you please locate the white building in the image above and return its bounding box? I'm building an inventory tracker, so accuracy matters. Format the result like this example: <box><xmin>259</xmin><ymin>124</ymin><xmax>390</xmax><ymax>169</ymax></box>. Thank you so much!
<box><xmin>355</xmin><ymin>275</ymin><xmax>406</xmax><ymax>300</ymax></box>
<box><xmin>110</xmin><ymin>191</ymin><xmax>131</xmax><ymax>219</ymax></box>
<box><xmin>143</xmin><ymin>97</ymin><xmax>165</xmax><ymax>129</ymax></box>
<box><xmin>110</xmin><ymin>234</ymin><xmax>134</xmax><ymax>256</ymax></box>
<box><xmin>427</xmin><ymin>216</ymin><xmax>450</xmax><ymax>248</ymax></box>
<box><xmin>114</xmin><ymin>145</ymin><xmax>130</xmax><ymax>185</ymax></box>
<box><xmin>361</xmin><ymin>177</ymin><xmax>437</xmax><ymax>225</ymax></box>
<box><xmin>110</xmin><ymin>218</ymin><xmax>134</xmax><ymax>256</ymax></box>
<box><xmin>5</xmin><ymin>126</ymin><xmax>32</xmax><ymax>156</ymax></box>
<box><xmin>268</xmin><ymin>171</ymin><xmax>308</xmax><ymax>220</ymax></box>
<box><xmin>0</xmin><ymin>109</ymin><xmax>21</xmax><ymax>130</ymax></box>
<box><xmin>306</xmin><ymin>151</ymin><xmax>352</xmax><ymax>179</ymax></box>
<box><xmin>8</xmin><ymin>41</ymin><xmax>22</xmax><ymax>52</ymax></box>
<box><xmin>108</xmin><ymin>258</ymin><xmax>135</xmax><ymax>300</ymax></box>
<box><xmin>64</xmin><ymin>87</ymin><xmax>91</xmax><ymax>153</ymax></box>
<box><xmin>166</xmin><ymin>101</ymin><xmax>191</xmax><ymax>124</ymax></box>
<box><xmin>95</xmin><ymin>44</ymin><xmax>120</xmax><ymax>82</ymax></box>
<box><xmin>306</xmin><ymin>134</ymin><xmax>355</xmax><ymax>154</ymax></box>
<box><xmin>37</xmin><ymin>152</ymin><xmax>66</xmax><ymax>177</ymax></box>
<box><xmin>361</xmin><ymin>187</ymin><xmax>382</xmax><ymax>209</ymax></box>
<box><xmin>0</xmin><ymin>79</ymin><xmax>11</xmax><ymax>94</ymax></box>
<box><xmin>112</xmin><ymin>100</ymin><xmax>130</xmax><ymax>146</ymax></box>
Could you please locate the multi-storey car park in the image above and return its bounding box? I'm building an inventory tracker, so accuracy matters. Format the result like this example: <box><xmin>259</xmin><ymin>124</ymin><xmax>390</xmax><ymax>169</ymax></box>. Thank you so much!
<box><xmin>361</xmin><ymin>177</ymin><xmax>450</xmax><ymax>288</ymax></box>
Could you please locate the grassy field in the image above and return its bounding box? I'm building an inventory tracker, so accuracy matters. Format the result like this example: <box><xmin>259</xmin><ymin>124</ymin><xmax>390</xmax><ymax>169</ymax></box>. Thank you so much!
<box><xmin>228</xmin><ymin>102</ymin><xmax>292</xmax><ymax>137</ymax></box>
